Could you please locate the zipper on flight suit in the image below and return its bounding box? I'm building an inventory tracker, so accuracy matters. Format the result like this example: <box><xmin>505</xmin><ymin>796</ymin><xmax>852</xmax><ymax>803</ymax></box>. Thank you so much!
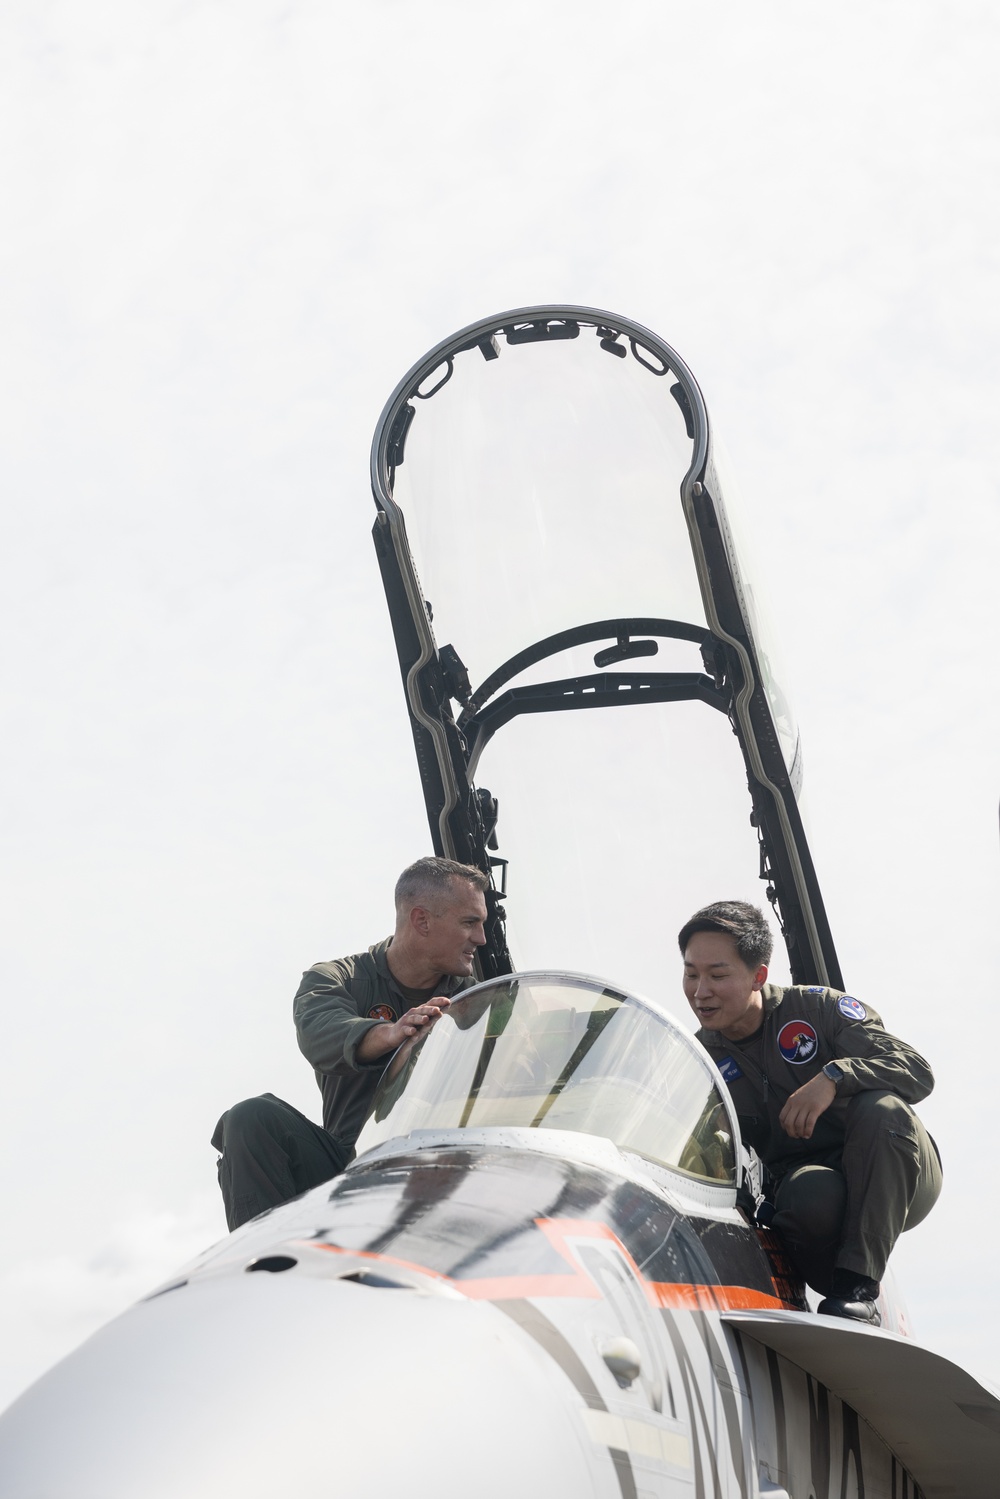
<box><xmin>733</xmin><ymin>1044</ymin><xmax>769</xmax><ymax>1106</ymax></box>
<box><xmin>725</xmin><ymin>1005</ymin><xmax>774</xmax><ymax>1106</ymax></box>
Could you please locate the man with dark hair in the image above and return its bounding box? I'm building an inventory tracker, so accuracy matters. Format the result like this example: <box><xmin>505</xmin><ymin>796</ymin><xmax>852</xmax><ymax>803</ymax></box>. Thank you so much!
<box><xmin>213</xmin><ymin>857</ymin><xmax>488</xmax><ymax>1230</ymax></box>
<box><xmin>678</xmin><ymin>900</ymin><xmax>941</xmax><ymax>1325</ymax></box>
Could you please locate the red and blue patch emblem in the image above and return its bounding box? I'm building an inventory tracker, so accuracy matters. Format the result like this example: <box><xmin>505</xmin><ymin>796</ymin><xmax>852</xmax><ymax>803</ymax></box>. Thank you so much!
<box><xmin>837</xmin><ymin>995</ymin><xmax>867</xmax><ymax>1021</ymax></box>
<box><xmin>777</xmin><ymin>1019</ymin><xmax>818</xmax><ymax>1064</ymax></box>
<box><xmin>368</xmin><ymin>1004</ymin><xmax>395</xmax><ymax>1022</ymax></box>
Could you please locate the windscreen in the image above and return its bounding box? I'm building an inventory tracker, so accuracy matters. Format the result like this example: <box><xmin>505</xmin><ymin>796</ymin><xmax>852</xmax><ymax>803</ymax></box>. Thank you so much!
<box><xmin>356</xmin><ymin>973</ymin><xmax>737</xmax><ymax>1185</ymax></box>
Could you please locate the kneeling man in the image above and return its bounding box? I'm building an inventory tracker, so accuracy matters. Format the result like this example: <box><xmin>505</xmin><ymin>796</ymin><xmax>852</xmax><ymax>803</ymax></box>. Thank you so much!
<box><xmin>679</xmin><ymin>900</ymin><xmax>941</xmax><ymax>1325</ymax></box>
<box><xmin>213</xmin><ymin>857</ymin><xmax>488</xmax><ymax>1230</ymax></box>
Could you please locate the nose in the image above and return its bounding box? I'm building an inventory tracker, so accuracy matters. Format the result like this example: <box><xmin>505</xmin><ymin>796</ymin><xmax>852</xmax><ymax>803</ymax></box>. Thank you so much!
<box><xmin>692</xmin><ymin>975</ymin><xmax>714</xmax><ymax>1000</ymax></box>
<box><xmin>473</xmin><ymin>921</ymin><xmax>486</xmax><ymax>947</ymax></box>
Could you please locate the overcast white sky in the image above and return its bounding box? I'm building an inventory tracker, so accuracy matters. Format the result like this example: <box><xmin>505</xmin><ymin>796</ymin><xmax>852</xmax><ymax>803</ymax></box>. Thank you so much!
<box><xmin>2</xmin><ymin>0</ymin><xmax>999</xmax><ymax>1409</ymax></box>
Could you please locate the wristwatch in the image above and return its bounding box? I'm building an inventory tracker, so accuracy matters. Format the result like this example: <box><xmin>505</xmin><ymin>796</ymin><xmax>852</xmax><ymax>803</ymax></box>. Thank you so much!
<box><xmin>822</xmin><ymin>1061</ymin><xmax>844</xmax><ymax>1086</ymax></box>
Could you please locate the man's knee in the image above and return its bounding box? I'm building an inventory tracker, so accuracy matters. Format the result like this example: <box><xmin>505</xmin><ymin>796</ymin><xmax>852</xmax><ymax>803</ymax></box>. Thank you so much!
<box><xmin>211</xmin><ymin>1094</ymin><xmax>287</xmax><ymax>1154</ymax></box>
<box><xmin>845</xmin><ymin>1090</ymin><xmax>917</xmax><ymax>1137</ymax></box>
<box><xmin>771</xmin><ymin>1165</ymin><xmax>846</xmax><ymax>1295</ymax></box>
<box><xmin>775</xmin><ymin>1164</ymin><xmax>847</xmax><ymax>1240</ymax></box>
<box><xmin>840</xmin><ymin>1089</ymin><xmax>941</xmax><ymax>1243</ymax></box>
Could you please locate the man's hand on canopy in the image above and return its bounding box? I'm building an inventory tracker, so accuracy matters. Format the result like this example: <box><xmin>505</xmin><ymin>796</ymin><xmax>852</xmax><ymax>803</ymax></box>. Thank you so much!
<box><xmin>357</xmin><ymin>998</ymin><xmax>452</xmax><ymax>1063</ymax></box>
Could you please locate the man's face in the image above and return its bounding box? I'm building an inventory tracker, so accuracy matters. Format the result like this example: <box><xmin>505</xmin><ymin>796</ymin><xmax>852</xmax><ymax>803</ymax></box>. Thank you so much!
<box><xmin>423</xmin><ymin>879</ymin><xmax>487</xmax><ymax>976</ymax></box>
<box><xmin>682</xmin><ymin>930</ymin><xmax>767</xmax><ymax>1041</ymax></box>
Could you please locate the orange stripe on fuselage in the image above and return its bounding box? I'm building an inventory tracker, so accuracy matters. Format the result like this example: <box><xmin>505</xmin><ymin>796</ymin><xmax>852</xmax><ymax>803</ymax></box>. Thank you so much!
<box><xmin>533</xmin><ymin>1218</ymin><xmax>789</xmax><ymax>1310</ymax></box>
<box><xmin>306</xmin><ymin>1216</ymin><xmax>794</xmax><ymax>1311</ymax></box>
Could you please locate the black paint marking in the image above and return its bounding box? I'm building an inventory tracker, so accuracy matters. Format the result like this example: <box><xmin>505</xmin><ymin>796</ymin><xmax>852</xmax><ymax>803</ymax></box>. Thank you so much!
<box><xmin>494</xmin><ymin>1299</ymin><xmax>607</xmax><ymax>1411</ymax></box>
<box><xmin>493</xmin><ymin>1300</ymin><xmax>637</xmax><ymax>1499</ymax></box>
<box><xmin>765</xmin><ymin>1347</ymin><xmax>788</xmax><ymax>1482</ymax></box>
<box><xmin>332</xmin><ymin>1144</ymin><xmax>784</xmax><ymax>1304</ymax></box>
<box><xmin>696</xmin><ymin>1314</ymin><xmax>749</xmax><ymax>1497</ymax></box>
<box><xmin>661</xmin><ymin>1317</ymin><xmax>706</xmax><ymax>1499</ymax></box>
<box><xmin>663</xmin><ymin>1311</ymin><xmax>724</xmax><ymax>1499</ymax></box>
<box><xmin>609</xmin><ymin>1448</ymin><xmax>639</xmax><ymax>1499</ymax></box>
<box><xmin>807</xmin><ymin>1373</ymin><xmax>831</xmax><ymax>1499</ymax></box>
<box><xmin>840</xmin><ymin>1404</ymin><xmax>865</xmax><ymax>1499</ymax></box>
<box><xmin>732</xmin><ymin>1332</ymin><xmax>759</xmax><ymax>1468</ymax></box>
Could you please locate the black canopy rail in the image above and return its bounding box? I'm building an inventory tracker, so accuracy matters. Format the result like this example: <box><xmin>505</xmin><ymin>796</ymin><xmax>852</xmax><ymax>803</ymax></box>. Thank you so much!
<box><xmin>372</xmin><ymin>307</ymin><xmax>710</xmax><ymax>496</ymax></box>
<box><xmin>464</xmin><ymin>671</ymin><xmax>728</xmax><ymax>778</ymax></box>
<box><xmin>455</xmin><ymin>617</ymin><xmax>730</xmax><ymax>776</ymax></box>
<box><xmin>460</xmin><ymin>617</ymin><xmax>721</xmax><ymax>721</ymax></box>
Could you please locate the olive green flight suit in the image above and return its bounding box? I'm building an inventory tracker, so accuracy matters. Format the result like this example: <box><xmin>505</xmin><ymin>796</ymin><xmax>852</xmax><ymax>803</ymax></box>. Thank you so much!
<box><xmin>213</xmin><ymin>938</ymin><xmax>473</xmax><ymax>1230</ymax></box>
<box><xmin>293</xmin><ymin>937</ymin><xmax>474</xmax><ymax>1154</ymax></box>
<box><xmin>696</xmin><ymin>984</ymin><xmax>942</xmax><ymax>1293</ymax></box>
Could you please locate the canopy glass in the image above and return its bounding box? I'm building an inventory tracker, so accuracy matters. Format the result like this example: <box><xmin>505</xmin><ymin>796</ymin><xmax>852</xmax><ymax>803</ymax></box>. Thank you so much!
<box><xmin>356</xmin><ymin>972</ymin><xmax>737</xmax><ymax>1185</ymax></box>
<box><xmin>371</xmin><ymin>309</ymin><xmax>840</xmax><ymax>991</ymax></box>
<box><xmin>392</xmin><ymin>332</ymin><xmax>708</xmax><ymax>691</ymax></box>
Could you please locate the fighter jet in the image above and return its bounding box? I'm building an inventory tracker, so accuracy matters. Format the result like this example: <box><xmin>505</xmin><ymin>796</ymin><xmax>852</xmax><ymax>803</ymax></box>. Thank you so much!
<box><xmin>0</xmin><ymin>307</ymin><xmax>997</xmax><ymax>1498</ymax></box>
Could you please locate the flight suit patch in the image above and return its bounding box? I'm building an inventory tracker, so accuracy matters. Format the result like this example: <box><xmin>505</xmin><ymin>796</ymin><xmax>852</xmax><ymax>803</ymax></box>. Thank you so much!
<box><xmin>837</xmin><ymin>995</ymin><xmax>867</xmax><ymax>1021</ymax></box>
<box><xmin>368</xmin><ymin>1005</ymin><xmax>395</xmax><ymax>1022</ymax></box>
<box><xmin>718</xmin><ymin>1056</ymin><xmax>743</xmax><ymax>1083</ymax></box>
<box><xmin>777</xmin><ymin>1020</ymin><xmax>818</xmax><ymax>1064</ymax></box>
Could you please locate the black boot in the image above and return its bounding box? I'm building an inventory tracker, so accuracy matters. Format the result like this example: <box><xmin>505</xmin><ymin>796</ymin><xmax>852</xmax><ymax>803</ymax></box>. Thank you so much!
<box><xmin>817</xmin><ymin>1271</ymin><xmax>881</xmax><ymax>1327</ymax></box>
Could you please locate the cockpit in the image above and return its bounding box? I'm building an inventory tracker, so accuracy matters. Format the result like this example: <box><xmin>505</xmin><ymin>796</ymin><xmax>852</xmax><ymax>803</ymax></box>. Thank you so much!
<box><xmin>355</xmin><ymin>972</ymin><xmax>738</xmax><ymax>1187</ymax></box>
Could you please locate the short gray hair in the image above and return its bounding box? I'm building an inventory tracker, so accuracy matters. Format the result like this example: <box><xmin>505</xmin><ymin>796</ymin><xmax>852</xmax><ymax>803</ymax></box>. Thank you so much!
<box><xmin>394</xmin><ymin>856</ymin><xmax>488</xmax><ymax>914</ymax></box>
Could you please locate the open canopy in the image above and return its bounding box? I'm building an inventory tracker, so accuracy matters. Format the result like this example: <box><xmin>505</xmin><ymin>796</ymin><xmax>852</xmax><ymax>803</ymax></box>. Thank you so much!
<box><xmin>370</xmin><ymin>307</ymin><xmax>841</xmax><ymax>990</ymax></box>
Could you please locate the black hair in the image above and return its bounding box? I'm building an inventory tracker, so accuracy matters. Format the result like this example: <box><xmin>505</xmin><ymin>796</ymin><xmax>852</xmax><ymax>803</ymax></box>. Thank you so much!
<box><xmin>677</xmin><ymin>900</ymin><xmax>773</xmax><ymax>971</ymax></box>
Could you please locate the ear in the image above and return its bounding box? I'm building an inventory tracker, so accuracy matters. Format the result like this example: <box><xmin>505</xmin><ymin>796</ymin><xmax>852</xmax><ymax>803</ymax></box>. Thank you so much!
<box><xmin>753</xmin><ymin>963</ymin><xmax>768</xmax><ymax>990</ymax></box>
<box><xmin>408</xmin><ymin>904</ymin><xmax>431</xmax><ymax>937</ymax></box>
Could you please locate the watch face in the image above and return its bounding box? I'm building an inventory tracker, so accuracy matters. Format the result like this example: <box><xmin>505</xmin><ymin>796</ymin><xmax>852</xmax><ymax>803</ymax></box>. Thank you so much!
<box><xmin>823</xmin><ymin>1062</ymin><xmax>843</xmax><ymax>1082</ymax></box>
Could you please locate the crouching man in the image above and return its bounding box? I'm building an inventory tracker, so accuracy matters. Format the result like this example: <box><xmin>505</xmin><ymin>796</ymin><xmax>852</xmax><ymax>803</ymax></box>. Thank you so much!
<box><xmin>213</xmin><ymin>857</ymin><xmax>488</xmax><ymax>1230</ymax></box>
<box><xmin>678</xmin><ymin>900</ymin><xmax>942</xmax><ymax>1325</ymax></box>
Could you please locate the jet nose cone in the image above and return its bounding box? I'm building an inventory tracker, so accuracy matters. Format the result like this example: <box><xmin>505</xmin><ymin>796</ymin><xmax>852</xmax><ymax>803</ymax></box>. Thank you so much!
<box><xmin>0</xmin><ymin>1266</ymin><xmax>601</xmax><ymax>1498</ymax></box>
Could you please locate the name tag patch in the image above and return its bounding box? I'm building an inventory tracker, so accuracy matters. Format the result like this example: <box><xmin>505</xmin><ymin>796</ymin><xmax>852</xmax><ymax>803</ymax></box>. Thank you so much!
<box><xmin>777</xmin><ymin>1019</ymin><xmax>819</xmax><ymax>1064</ymax></box>
<box><xmin>838</xmin><ymin>995</ymin><xmax>867</xmax><ymax>1021</ymax></box>
<box><xmin>718</xmin><ymin>1056</ymin><xmax>743</xmax><ymax>1083</ymax></box>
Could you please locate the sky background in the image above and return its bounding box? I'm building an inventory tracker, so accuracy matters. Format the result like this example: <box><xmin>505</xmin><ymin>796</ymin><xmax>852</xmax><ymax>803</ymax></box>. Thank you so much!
<box><xmin>2</xmin><ymin>0</ymin><xmax>999</xmax><ymax>1408</ymax></box>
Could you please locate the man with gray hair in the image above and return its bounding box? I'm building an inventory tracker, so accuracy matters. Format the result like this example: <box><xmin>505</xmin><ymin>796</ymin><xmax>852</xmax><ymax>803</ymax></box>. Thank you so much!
<box><xmin>213</xmin><ymin>856</ymin><xmax>488</xmax><ymax>1229</ymax></box>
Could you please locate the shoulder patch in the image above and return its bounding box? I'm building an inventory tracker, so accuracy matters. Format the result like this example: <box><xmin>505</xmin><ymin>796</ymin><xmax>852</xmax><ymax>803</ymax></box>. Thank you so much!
<box><xmin>368</xmin><ymin>1004</ymin><xmax>395</xmax><ymax>1023</ymax></box>
<box><xmin>718</xmin><ymin>1056</ymin><xmax>743</xmax><ymax>1083</ymax></box>
<box><xmin>837</xmin><ymin>995</ymin><xmax>867</xmax><ymax>1021</ymax></box>
<box><xmin>777</xmin><ymin>1019</ymin><xmax>819</xmax><ymax>1064</ymax></box>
